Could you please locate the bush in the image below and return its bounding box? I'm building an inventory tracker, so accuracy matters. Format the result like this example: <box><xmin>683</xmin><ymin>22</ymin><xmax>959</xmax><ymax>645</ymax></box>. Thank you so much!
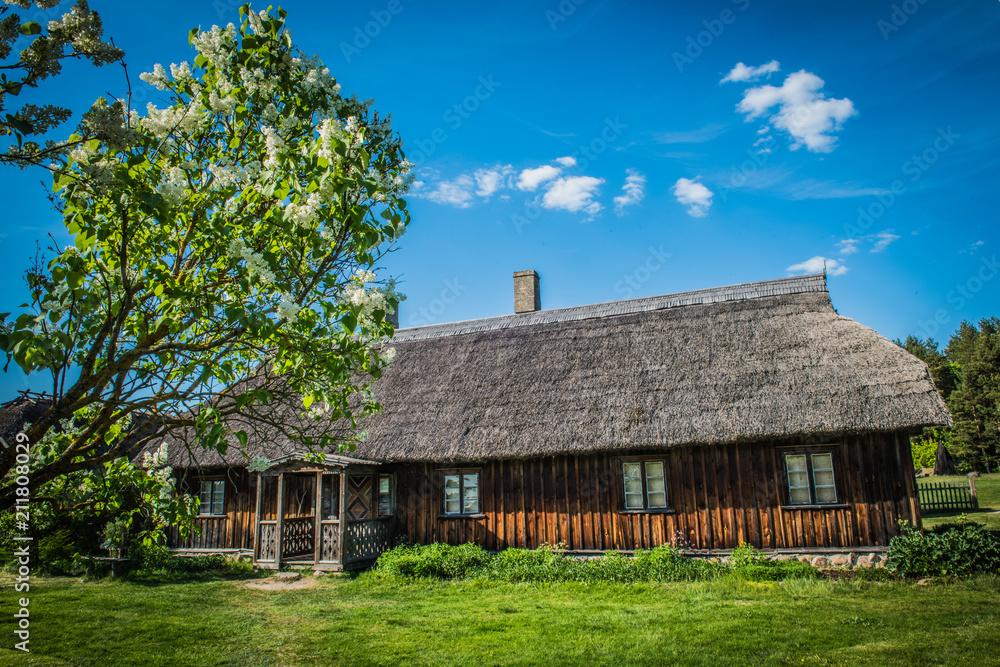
<box><xmin>732</xmin><ymin>560</ymin><xmax>818</xmax><ymax>582</ymax></box>
<box><xmin>886</xmin><ymin>521</ymin><xmax>1000</xmax><ymax>577</ymax></box>
<box><xmin>630</xmin><ymin>545</ymin><xmax>721</xmax><ymax>582</ymax></box>
<box><xmin>488</xmin><ymin>544</ymin><xmax>575</xmax><ymax>583</ymax></box>
<box><xmin>911</xmin><ymin>436</ymin><xmax>938</xmax><ymax>469</ymax></box>
<box><xmin>374</xmin><ymin>542</ymin><xmax>492</xmax><ymax>580</ymax></box>
<box><xmin>726</xmin><ymin>544</ymin><xmax>818</xmax><ymax>582</ymax></box>
<box><xmin>372</xmin><ymin>542</ymin><xmax>811</xmax><ymax>584</ymax></box>
<box><xmin>127</xmin><ymin>541</ymin><xmax>255</xmax><ymax>577</ymax></box>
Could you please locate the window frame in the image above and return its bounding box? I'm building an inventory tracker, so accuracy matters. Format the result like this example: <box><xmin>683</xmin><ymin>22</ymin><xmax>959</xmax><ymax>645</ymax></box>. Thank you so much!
<box><xmin>198</xmin><ymin>478</ymin><xmax>226</xmax><ymax>516</ymax></box>
<box><xmin>616</xmin><ymin>457</ymin><xmax>673</xmax><ymax>513</ymax></box>
<box><xmin>377</xmin><ymin>473</ymin><xmax>394</xmax><ymax>517</ymax></box>
<box><xmin>439</xmin><ymin>468</ymin><xmax>482</xmax><ymax>518</ymax></box>
<box><xmin>778</xmin><ymin>444</ymin><xmax>846</xmax><ymax>508</ymax></box>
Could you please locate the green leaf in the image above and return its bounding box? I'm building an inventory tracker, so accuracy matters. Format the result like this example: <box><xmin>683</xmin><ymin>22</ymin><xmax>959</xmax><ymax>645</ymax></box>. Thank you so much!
<box><xmin>19</xmin><ymin>22</ymin><xmax>42</xmax><ymax>36</ymax></box>
<box><xmin>5</xmin><ymin>115</ymin><xmax>32</xmax><ymax>135</ymax></box>
<box><xmin>235</xmin><ymin>430</ymin><xmax>248</xmax><ymax>449</ymax></box>
<box><xmin>303</xmin><ymin>394</ymin><xmax>314</xmax><ymax>409</ymax></box>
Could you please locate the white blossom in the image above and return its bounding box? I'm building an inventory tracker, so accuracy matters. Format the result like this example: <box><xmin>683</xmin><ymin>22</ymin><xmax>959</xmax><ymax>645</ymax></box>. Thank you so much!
<box><xmin>277</xmin><ymin>296</ymin><xmax>302</xmax><ymax>323</ymax></box>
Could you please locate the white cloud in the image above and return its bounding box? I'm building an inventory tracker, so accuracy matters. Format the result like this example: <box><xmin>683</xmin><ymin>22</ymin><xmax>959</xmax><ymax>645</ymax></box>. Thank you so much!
<box><xmin>655</xmin><ymin>123</ymin><xmax>727</xmax><ymax>144</ymax></box>
<box><xmin>736</xmin><ymin>70</ymin><xmax>857</xmax><ymax>153</ymax></box>
<box><xmin>541</xmin><ymin>176</ymin><xmax>604</xmax><ymax>217</ymax></box>
<box><xmin>554</xmin><ymin>156</ymin><xmax>577</xmax><ymax>167</ymax></box>
<box><xmin>419</xmin><ymin>175</ymin><xmax>476</xmax><ymax>208</ymax></box>
<box><xmin>721</xmin><ymin>60</ymin><xmax>780</xmax><ymax>84</ymax></box>
<box><xmin>671</xmin><ymin>177</ymin><xmax>713</xmax><ymax>218</ymax></box>
<box><xmin>787</xmin><ymin>256</ymin><xmax>849</xmax><ymax>276</ymax></box>
<box><xmin>474</xmin><ymin>165</ymin><xmax>513</xmax><ymax>198</ymax></box>
<box><xmin>837</xmin><ymin>238</ymin><xmax>860</xmax><ymax>255</ymax></box>
<box><xmin>517</xmin><ymin>165</ymin><xmax>562</xmax><ymax>191</ymax></box>
<box><xmin>871</xmin><ymin>230</ymin><xmax>900</xmax><ymax>253</ymax></box>
<box><xmin>837</xmin><ymin>230</ymin><xmax>900</xmax><ymax>255</ymax></box>
<box><xmin>613</xmin><ymin>169</ymin><xmax>646</xmax><ymax>215</ymax></box>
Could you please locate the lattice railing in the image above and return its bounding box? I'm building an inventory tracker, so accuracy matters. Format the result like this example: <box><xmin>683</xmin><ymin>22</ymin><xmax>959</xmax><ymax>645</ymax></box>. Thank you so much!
<box><xmin>281</xmin><ymin>516</ymin><xmax>315</xmax><ymax>558</ymax></box>
<box><xmin>319</xmin><ymin>522</ymin><xmax>340</xmax><ymax>562</ymax></box>
<box><xmin>344</xmin><ymin>518</ymin><xmax>391</xmax><ymax>563</ymax></box>
<box><xmin>258</xmin><ymin>521</ymin><xmax>278</xmax><ymax>562</ymax></box>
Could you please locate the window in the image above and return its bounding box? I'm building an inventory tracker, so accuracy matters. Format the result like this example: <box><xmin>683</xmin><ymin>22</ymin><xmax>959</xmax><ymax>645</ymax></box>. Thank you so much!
<box><xmin>622</xmin><ymin>460</ymin><xmax>669</xmax><ymax>510</ymax></box>
<box><xmin>321</xmin><ymin>475</ymin><xmax>340</xmax><ymax>520</ymax></box>
<box><xmin>443</xmin><ymin>470</ymin><xmax>480</xmax><ymax>515</ymax></box>
<box><xmin>199</xmin><ymin>479</ymin><xmax>225</xmax><ymax>515</ymax></box>
<box><xmin>378</xmin><ymin>474</ymin><xmax>393</xmax><ymax>516</ymax></box>
<box><xmin>785</xmin><ymin>452</ymin><xmax>838</xmax><ymax>505</ymax></box>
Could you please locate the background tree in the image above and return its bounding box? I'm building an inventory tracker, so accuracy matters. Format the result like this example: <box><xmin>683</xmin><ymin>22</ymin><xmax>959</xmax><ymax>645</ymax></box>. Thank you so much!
<box><xmin>0</xmin><ymin>5</ymin><xmax>412</xmax><ymax>512</ymax></box>
<box><xmin>1</xmin><ymin>0</ymin><xmax>123</xmax><ymax>168</ymax></box>
<box><xmin>898</xmin><ymin>335</ymin><xmax>959</xmax><ymax>398</ymax></box>
<box><xmin>900</xmin><ymin>319</ymin><xmax>1000</xmax><ymax>473</ymax></box>
<box><xmin>945</xmin><ymin>318</ymin><xmax>1000</xmax><ymax>471</ymax></box>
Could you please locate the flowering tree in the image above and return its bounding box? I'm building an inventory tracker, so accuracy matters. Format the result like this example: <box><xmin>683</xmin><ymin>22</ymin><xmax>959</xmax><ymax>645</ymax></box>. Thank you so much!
<box><xmin>1</xmin><ymin>0</ymin><xmax>124</xmax><ymax>168</ymax></box>
<box><xmin>0</xmin><ymin>6</ymin><xmax>412</xmax><ymax>511</ymax></box>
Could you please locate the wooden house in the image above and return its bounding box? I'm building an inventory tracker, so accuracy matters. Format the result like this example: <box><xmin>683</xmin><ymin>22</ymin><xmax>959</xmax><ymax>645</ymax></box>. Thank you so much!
<box><xmin>155</xmin><ymin>272</ymin><xmax>951</xmax><ymax>570</ymax></box>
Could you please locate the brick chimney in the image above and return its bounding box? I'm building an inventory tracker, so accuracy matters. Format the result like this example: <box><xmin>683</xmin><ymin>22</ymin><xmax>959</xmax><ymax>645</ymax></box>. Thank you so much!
<box><xmin>513</xmin><ymin>270</ymin><xmax>540</xmax><ymax>313</ymax></box>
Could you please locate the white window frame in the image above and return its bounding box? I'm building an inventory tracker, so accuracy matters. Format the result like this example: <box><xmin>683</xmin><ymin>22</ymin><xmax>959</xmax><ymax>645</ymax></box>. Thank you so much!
<box><xmin>441</xmin><ymin>469</ymin><xmax>480</xmax><ymax>516</ymax></box>
<box><xmin>620</xmin><ymin>459</ymin><xmax>669</xmax><ymax>511</ymax></box>
<box><xmin>784</xmin><ymin>451</ymin><xmax>839</xmax><ymax>505</ymax></box>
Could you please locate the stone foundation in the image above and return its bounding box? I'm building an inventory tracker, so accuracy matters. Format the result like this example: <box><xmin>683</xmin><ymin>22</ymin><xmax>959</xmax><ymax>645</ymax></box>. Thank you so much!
<box><xmin>700</xmin><ymin>552</ymin><xmax>887</xmax><ymax>568</ymax></box>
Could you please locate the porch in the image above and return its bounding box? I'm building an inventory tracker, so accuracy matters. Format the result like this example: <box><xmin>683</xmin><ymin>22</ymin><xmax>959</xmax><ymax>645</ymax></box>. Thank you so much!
<box><xmin>253</xmin><ymin>454</ymin><xmax>394</xmax><ymax>571</ymax></box>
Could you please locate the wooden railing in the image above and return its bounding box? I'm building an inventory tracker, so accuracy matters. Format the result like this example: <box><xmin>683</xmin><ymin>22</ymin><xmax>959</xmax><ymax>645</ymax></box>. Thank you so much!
<box><xmin>319</xmin><ymin>521</ymin><xmax>340</xmax><ymax>563</ymax></box>
<box><xmin>257</xmin><ymin>520</ymin><xmax>278</xmax><ymax>562</ymax></box>
<box><xmin>344</xmin><ymin>517</ymin><xmax>392</xmax><ymax>564</ymax></box>
<box><xmin>281</xmin><ymin>516</ymin><xmax>315</xmax><ymax>558</ymax></box>
<box><xmin>918</xmin><ymin>474</ymin><xmax>979</xmax><ymax>513</ymax></box>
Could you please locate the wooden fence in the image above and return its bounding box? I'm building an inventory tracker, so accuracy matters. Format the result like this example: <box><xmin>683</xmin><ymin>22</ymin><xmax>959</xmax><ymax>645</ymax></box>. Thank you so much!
<box><xmin>917</xmin><ymin>474</ymin><xmax>979</xmax><ymax>513</ymax></box>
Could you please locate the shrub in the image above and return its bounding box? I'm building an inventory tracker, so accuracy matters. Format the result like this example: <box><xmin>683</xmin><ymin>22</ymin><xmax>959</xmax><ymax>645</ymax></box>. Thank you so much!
<box><xmin>127</xmin><ymin>542</ymin><xmax>255</xmax><ymax>577</ymax></box>
<box><xmin>372</xmin><ymin>542</ymin><xmax>815</xmax><ymax>584</ymax></box>
<box><xmin>730</xmin><ymin>543</ymin><xmax>768</xmax><ymax>568</ymax></box>
<box><xmin>732</xmin><ymin>560</ymin><xmax>818</xmax><ymax>582</ymax></box>
<box><xmin>886</xmin><ymin>521</ymin><xmax>1000</xmax><ymax>577</ymax></box>
<box><xmin>910</xmin><ymin>436</ymin><xmax>938</xmax><ymax>469</ymax></box>
<box><xmin>631</xmin><ymin>545</ymin><xmax>721</xmax><ymax>582</ymax></box>
<box><xmin>488</xmin><ymin>544</ymin><xmax>574</xmax><ymax>583</ymax></box>
<box><xmin>374</xmin><ymin>543</ymin><xmax>492</xmax><ymax>580</ymax></box>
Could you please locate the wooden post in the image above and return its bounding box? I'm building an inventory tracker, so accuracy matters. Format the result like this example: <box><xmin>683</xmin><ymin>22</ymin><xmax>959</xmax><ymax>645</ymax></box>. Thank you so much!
<box><xmin>253</xmin><ymin>473</ymin><xmax>264</xmax><ymax>562</ymax></box>
<box><xmin>313</xmin><ymin>471</ymin><xmax>323</xmax><ymax>566</ymax></box>
<box><xmin>969</xmin><ymin>472</ymin><xmax>979</xmax><ymax>511</ymax></box>
<box><xmin>275</xmin><ymin>472</ymin><xmax>285</xmax><ymax>569</ymax></box>
<box><xmin>339</xmin><ymin>469</ymin><xmax>349</xmax><ymax>565</ymax></box>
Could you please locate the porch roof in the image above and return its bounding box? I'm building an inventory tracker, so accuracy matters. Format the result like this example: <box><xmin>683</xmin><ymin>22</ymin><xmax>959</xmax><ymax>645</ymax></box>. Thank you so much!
<box><xmin>256</xmin><ymin>452</ymin><xmax>381</xmax><ymax>473</ymax></box>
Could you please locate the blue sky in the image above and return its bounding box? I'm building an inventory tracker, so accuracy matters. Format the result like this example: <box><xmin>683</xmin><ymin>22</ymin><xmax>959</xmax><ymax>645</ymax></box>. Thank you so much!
<box><xmin>2</xmin><ymin>0</ymin><xmax>999</xmax><ymax>398</ymax></box>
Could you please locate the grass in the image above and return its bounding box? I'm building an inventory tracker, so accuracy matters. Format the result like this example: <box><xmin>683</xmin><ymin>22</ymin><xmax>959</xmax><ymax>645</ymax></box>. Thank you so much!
<box><xmin>1</xmin><ymin>573</ymin><xmax>999</xmax><ymax>666</ymax></box>
<box><xmin>919</xmin><ymin>473</ymin><xmax>1000</xmax><ymax>531</ymax></box>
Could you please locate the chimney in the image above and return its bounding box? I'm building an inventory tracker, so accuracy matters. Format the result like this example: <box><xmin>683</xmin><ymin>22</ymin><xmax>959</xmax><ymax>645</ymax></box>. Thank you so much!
<box><xmin>513</xmin><ymin>270</ymin><xmax>540</xmax><ymax>313</ymax></box>
<box><xmin>386</xmin><ymin>305</ymin><xmax>399</xmax><ymax>328</ymax></box>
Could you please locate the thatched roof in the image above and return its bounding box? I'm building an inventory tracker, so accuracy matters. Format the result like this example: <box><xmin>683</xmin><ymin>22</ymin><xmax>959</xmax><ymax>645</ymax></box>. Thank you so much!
<box><xmin>0</xmin><ymin>393</ymin><xmax>51</xmax><ymax>445</ymax></box>
<box><xmin>159</xmin><ymin>273</ymin><xmax>951</xmax><ymax>467</ymax></box>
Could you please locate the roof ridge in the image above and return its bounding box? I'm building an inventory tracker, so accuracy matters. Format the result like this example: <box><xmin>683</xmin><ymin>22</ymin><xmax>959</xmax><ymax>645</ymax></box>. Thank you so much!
<box><xmin>392</xmin><ymin>273</ymin><xmax>828</xmax><ymax>343</ymax></box>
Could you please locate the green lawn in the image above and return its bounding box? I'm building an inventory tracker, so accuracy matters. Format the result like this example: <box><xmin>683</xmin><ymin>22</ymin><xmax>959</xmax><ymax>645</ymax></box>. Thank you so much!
<box><xmin>2</xmin><ymin>573</ymin><xmax>999</xmax><ymax>666</ymax></box>
<box><xmin>920</xmin><ymin>472</ymin><xmax>1000</xmax><ymax>531</ymax></box>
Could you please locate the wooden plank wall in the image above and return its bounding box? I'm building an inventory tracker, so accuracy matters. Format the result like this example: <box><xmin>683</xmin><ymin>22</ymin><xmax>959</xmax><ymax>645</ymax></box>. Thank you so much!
<box><xmin>167</xmin><ymin>469</ymin><xmax>256</xmax><ymax>550</ymax></box>
<box><xmin>392</xmin><ymin>432</ymin><xmax>919</xmax><ymax>551</ymax></box>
